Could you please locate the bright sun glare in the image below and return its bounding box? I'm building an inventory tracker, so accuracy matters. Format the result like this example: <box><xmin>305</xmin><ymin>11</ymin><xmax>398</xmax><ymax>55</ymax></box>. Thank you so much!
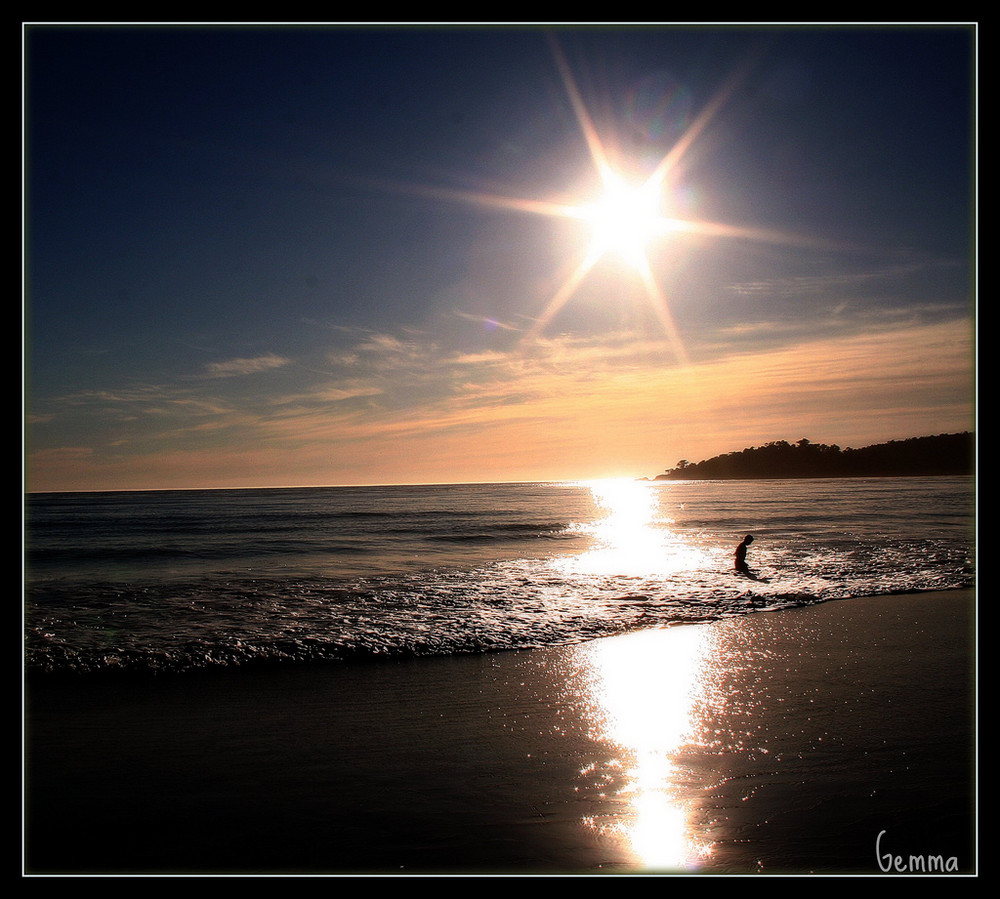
<box><xmin>580</xmin><ymin>173</ymin><xmax>667</xmax><ymax>266</ymax></box>
<box><xmin>374</xmin><ymin>35</ymin><xmax>832</xmax><ymax>361</ymax></box>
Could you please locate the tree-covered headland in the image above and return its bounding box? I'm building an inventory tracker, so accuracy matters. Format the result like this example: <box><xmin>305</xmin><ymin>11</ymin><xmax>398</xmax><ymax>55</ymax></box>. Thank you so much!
<box><xmin>655</xmin><ymin>432</ymin><xmax>974</xmax><ymax>480</ymax></box>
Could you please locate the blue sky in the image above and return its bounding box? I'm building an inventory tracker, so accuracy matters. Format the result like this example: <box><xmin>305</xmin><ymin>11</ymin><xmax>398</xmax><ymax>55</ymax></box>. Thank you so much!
<box><xmin>24</xmin><ymin>24</ymin><xmax>976</xmax><ymax>490</ymax></box>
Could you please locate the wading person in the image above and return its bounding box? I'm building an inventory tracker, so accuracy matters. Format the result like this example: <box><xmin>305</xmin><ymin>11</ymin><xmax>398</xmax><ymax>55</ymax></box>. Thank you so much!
<box><xmin>735</xmin><ymin>534</ymin><xmax>754</xmax><ymax>575</ymax></box>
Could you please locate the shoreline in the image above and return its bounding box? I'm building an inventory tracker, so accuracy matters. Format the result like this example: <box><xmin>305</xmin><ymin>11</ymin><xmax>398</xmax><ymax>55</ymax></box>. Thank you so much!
<box><xmin>25</xmin><ymin>589</ymin><xmax>976</xmax><ymax>876</ymax></box>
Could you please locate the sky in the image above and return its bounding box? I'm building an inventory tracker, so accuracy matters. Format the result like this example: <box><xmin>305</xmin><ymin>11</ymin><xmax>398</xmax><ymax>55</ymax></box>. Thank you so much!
<box><xmin>23</xmin><ymin>23</ymin><xmax>976</xmax><ymax>491</ymax></box>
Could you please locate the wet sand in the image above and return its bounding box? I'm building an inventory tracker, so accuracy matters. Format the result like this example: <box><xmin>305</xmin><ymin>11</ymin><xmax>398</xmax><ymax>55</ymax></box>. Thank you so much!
<box><xmin>24</xmin><ymin>589</ymin><xmax>976</xmax><ymax>876</ymax></box>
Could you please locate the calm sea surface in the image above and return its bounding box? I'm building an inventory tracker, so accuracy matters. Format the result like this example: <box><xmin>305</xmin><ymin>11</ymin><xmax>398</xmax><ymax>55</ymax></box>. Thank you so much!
<box><xmin>24</xmin><ymin>477</ymin><xmax>975</xmax><ymax>677</ymax></box>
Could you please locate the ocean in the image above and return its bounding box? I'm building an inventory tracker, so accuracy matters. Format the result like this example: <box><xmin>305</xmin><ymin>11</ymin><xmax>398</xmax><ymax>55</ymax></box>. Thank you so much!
<box><xmin>24</xmin><ymin>477</ymin><xmax>975</xmax><ymax>679</ymax></box>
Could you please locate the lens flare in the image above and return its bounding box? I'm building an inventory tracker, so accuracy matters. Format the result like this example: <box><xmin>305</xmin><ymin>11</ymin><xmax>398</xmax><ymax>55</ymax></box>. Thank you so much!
<box><xmin>352</xmin><ymin>34</ymin><xmax>841</xmax><ymax>362</ymax></box>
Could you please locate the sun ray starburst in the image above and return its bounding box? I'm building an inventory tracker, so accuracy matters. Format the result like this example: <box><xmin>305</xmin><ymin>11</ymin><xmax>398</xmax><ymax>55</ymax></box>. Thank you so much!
<box><xmin>356</xmin><ymin>35</ymin><xmax>839</xmax><ymax>361</ymax></box>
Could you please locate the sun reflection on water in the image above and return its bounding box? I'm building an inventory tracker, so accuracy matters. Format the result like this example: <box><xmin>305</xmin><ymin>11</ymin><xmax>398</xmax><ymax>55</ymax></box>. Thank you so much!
<box><xmin>553</xmin><ymin>479</ymin><xmax>725</xmax><ymax>868</ymax></box>
<box><xmin>578</xmin><ymin>624</ymin><xmax>715</xmax><ymax>870</ymax></box>
<box><xmin>561</xmin><ymin>478</ymin><xmax>711</xmax><ymax>578</ymax></box>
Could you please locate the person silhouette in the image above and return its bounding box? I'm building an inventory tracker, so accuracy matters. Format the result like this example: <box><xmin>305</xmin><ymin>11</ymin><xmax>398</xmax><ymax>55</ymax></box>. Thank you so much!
<box><xmin>734</xmin><ymin>534</ymin><xmax>754</xmax><ymax>575</ymax></box>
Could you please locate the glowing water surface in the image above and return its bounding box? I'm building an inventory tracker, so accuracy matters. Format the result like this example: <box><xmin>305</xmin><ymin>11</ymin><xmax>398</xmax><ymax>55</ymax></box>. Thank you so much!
<box><xmin>26</xmin><ymin>476</ymin><xmax>974</xmax><ymax>676</ymax></box>
<box><xmin>560</xmin><ymin>480</ymin><xmax>715</xmax><ymax>868</ymax></box>
<box><xmin>559</xmin><ymin>478</ymin><xmax>714</xmax><ymax>578</ymax></box>
<box><xmin>578</xmin><ymin>624</ymin><xmax>715</xmax><ymax>870</ymax></box>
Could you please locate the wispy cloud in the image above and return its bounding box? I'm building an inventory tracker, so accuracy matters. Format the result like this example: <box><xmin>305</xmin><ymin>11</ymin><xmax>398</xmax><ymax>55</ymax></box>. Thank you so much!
<box><xmin>203</xmin><ymin>353</ymin><xmax>291</xmax><ymax>378</ymax></box>
<box><xmin>452</xmin><ymin>310</ymin><xmax>523</xmax><ymax>332</ymax></box>
<box><xmin>724</xmin><ymin>250</ymin><xmax>968</xmax><ymax>305</ymax></box>
<box><xmin>26</xmin><ymin>313</ymin><xmax>974</xmax><ymax>491</ymax></box>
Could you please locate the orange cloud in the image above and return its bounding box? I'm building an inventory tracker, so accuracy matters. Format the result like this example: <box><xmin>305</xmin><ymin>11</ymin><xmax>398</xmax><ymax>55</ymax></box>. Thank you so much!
<box><xmin>26</xmin><ymin>316</ymin><xmax>973</xmax><ymax>492</ymax></box>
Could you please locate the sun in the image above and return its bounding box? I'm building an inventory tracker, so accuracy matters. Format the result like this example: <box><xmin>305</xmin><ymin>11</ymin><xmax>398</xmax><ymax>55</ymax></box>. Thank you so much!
<box><xmin>580</xmin><ymin>172</ymin><xmax>668</xmax><ymax>267</ymax></box>
<box><xmin>528</xmin><ymin>156</ymin><xmax>686</xmax><ymax>355</ymax></box>
<box><xmin>360</xmin><ymin>36</ymin><xmax>833</xmax><ymax>360</ymax></box>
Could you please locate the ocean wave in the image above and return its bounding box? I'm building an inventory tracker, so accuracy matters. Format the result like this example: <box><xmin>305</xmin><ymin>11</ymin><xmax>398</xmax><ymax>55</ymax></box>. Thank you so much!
<box><xmin>24</xmin><ymin>568</ymin><xmax>973</xmax><ymax>679</ymax></box>
<box><xmin>25</xmin><ymin>478</ymin><xmax>975</xmax><ymax>679</ymax></box>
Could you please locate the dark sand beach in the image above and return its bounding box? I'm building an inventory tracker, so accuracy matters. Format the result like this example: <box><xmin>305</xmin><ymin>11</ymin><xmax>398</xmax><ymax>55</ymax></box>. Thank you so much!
<box><xmin>25</xmin><ymin>589</ymin><xmax>975</xmax><ymax>876</ymax></box>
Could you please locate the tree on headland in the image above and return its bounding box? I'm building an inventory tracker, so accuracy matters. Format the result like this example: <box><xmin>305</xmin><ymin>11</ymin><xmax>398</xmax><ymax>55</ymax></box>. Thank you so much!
<box><xmin>655</xmin><ymin>432</ymin><xmax>974</xmax><ymax>480</ymax></box>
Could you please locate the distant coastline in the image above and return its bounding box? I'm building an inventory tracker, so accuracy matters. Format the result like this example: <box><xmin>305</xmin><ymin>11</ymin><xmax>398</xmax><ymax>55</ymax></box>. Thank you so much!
<box><xmin>651</xmin><ymin>432</ymin><xmax>974</xmax><ymax>481</ymax></box>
